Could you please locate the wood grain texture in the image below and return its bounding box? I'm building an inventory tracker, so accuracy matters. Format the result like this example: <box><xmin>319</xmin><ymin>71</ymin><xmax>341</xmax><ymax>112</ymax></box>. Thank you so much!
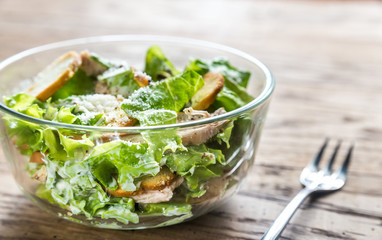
<box><xmin>0</xmin><ymin>0</ymin><xmax>382</xmax><ymax>239</ymax></box>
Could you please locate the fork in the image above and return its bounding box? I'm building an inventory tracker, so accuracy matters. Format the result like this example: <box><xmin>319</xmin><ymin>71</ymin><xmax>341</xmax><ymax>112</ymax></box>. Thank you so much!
<box><xmin>261</xmin><ymin>138</ymin><xmax>354</xmax><ymax>240</ymax></box>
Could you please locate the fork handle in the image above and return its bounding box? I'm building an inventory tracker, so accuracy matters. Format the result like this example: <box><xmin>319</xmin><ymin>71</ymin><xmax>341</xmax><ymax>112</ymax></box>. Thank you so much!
<box><xmin>261</xmin><ymin>187</ymin><xmax>314</xmax><ymax>240</ymax></box>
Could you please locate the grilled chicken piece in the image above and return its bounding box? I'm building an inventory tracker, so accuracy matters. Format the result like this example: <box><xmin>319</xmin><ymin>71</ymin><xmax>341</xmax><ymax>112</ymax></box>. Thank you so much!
<box><xmin>191</xmin><ymin>72</ymin><xmax>224</xmax><ymax>110</ymax></box>
<box><xmin>106</xmin><ymin>167</ymin><xmax>183</xmax><ymax>204</ymax></box>
<box><xmin>131</xmin><ymin>176</ymin><xmax>183</xmax><ymax>204</ymax></box>
<box><xmin>178</xmin><ymin>107</ymin><xmax>229</xmax><ymax>145</ymax></box>
<box><xmin>27</xmin><ymin>51</ymin><xmax>81</xmax><ymax>101</ymax></box>
<box><xmin>33</xmin><ymin>165</ymin><xmax>48</xmax><ymax>184</ymax></box>
<box><xmin>133</xmin><ymin>69</ymin><xmax>151</xmax><ymax>87</ymax></box>
<box><xmin>80</xmin><ymin>51</ymin><xmax>108</xmax><ymax>77</ymax></box>
<box><xmin>180</xmin><ymin>119</ymin><xmax>230</xmax><ymax>146</ymax></box>
<box><xmin>30</xmin><ymin>151</ymin><xmax>45</xmax><ymax>164</ymax></box>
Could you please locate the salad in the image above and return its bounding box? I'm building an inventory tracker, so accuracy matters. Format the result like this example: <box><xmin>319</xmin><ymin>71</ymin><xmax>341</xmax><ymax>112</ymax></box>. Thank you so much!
<box><xmin>3</xmin><ymin>46</ymin><xmax>254</xmax><ymax>226</ymax></box>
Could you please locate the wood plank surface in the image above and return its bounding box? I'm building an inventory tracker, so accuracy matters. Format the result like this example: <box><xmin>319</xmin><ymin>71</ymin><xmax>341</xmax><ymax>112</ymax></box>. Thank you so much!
<box><xmin>0</xmin><ymin>0</ymin><xmax>381</xmax><ymax>239</ymax></box>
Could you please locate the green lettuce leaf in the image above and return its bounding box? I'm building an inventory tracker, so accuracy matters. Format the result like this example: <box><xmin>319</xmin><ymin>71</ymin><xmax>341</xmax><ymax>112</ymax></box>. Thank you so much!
<box><xmin>144</xmin><ymin>46</ymin><xmax>180</xmax><ymax>81</ymax></box>
<box><xmin>122</xmin><ymin>70</ymin><xmax>204</xmax><ymax>120</ymax></box>
<box><xmin>51</xmin><ymin>68</ymin><xmax>96</xmax><ymax>101</ymax></box>
<box><xmin>164</xmin><ymin>144</ymin><xmax>225</xmax><ymax>197</ymax></box>
<box><xmin>137</xmin><ymin>109</ymin><xmax>177</xmax><ymax>126</ymax></box>
<box><xmin>54</xmin><ymin>107</ymin><xmax>79</xmax><ymax>124</ymax></box>
<box><xmin>2</xmin><ymin>116</ymin><xmax>45</xmax><ymax>156</ymax></box>
<box><xmin>98</xmin><ymin>68</ymin><xmax>140</xmax><ymax>97</ymax></box>
<box><xmin>186</xmin><ymin>58</ymin><xmax>250</xmax><ymax>88</ymax></box>
<box><xmin>96</xmin><ymin>198</ymin><xmax>139</xmax><ymax>224</ymax></box>
<box><xmin>87</xmin><ymin>141</ymin><xmax>159</xmax><ymax>191</ymax></box>
<box><xmin>3</xmin><ymin>93</ymin><xmax>37</xmax><ymax>111</ymax></box>
<box><xmin>215</xmin><ymin>120</ymin><xmax>234</xmax><ymax>148</ymax></box>
<box><xmin>138</xmin><ymin>110</ymin><xmax>185</xmax><ymax>161</ymax></box>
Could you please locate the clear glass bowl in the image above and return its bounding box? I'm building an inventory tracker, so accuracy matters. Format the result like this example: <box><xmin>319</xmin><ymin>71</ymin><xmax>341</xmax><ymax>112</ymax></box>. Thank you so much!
<box><xmin>0</xmin><ymin>35</ymin><xmax>274</xmax><ymax>229</ymax></box>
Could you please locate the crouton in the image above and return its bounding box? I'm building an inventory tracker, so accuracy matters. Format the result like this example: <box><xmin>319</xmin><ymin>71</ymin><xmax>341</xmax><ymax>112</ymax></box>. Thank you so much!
<box><xmin>191</xmin><ymin>72</ymin><xmax>224</xmax><ymax>110</ymax></box>
<box><xmin>27</xmin><ymin>51</ymin><xmax>81</xmax><ymax>101</ymax></box>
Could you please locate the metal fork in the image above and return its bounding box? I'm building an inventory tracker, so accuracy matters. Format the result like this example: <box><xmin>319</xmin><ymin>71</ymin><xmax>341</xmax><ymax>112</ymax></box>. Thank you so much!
<box><xmin>261</xmin><ymin>139</ymin><xmax>354</xmax><ymax>240</ymax></box>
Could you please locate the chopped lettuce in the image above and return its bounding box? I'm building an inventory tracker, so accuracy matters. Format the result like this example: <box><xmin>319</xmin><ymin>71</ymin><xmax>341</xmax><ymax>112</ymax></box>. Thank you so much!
<box><xmin>96</xmin><ymin>198</ymin><xmax>139</xmax><ymax>224</ymax></box>
<box><xmin>41</xmin><ymin>158</ymin><xmax>139</xmax><ymax>223</ymax></box>
<box><xmin>98</xmin><ymin>68</ymin><xmax>140</xmax><ymax>97</ymax></box>
<box><xmin>164</xmin><ymin>144</ymin><xmax>225</xmax><ymax>197</ymax></box>
<box><xmin>87</xmin><ymin>141</ymin><xmax>159</xmax><ymax>191</ymax></box>
<box><xmin>144</xmin><ymin>45</ymin><xmax>180</xmax><ymax>81</ymax></box>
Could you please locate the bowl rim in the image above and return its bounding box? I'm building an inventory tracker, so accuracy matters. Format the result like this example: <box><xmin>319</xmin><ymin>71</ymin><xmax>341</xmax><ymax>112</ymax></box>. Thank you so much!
<box><xmin>0</xmin><ymin>35</ymin><xmax>275</xmax><ymax>132</ymax></box>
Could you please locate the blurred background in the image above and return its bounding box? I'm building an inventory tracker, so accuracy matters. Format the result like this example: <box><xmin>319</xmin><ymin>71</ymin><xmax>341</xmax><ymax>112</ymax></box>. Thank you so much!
<box><xmin>1</xmin><ymin>0</ymin><xmax>381</xmax><ymax>239</ymax></box>
<box><xmin>1</xmin><ymin>0</ymin><xmax>381</xmax><ymax>140</ymax></box>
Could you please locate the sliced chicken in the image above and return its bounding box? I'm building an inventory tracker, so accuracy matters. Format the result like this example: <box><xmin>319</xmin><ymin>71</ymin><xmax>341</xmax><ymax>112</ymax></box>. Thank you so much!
<box><xmin>80</xmin><ymin>51</ymin><xmax>108</xmax><ymax>77</ymax></box>
<box><xmin>178</xmin><ymin>108</ymin><xmax>229</xmax><ymax>146</ymax></box>
<box><xmin>131</xmin><ymin>176</ymin><xmax>183</xmax><ymax>204</ymax></box>
<box><xmin>27</xmin><ymin>51</ymin><xmax>81</xmax><ymax>101</ymax></box>
<box><xmin>33</xmin><ymin>165</ymin><xmax>48</xmax><ymax>184</ymax></box>
<box><xmin>180</xmin><ymin>119</ymin><xmax>230</xmax><ymax>146</ymax></box>
<box><xmin>191</xmin><ymin>72</ymin><xmax>224</xmax><ymax>110</ymax></box>
<box><xmin>106</xmin><ymin>167</ymin><xmax>182</xmax><ymax>204</ymax></box>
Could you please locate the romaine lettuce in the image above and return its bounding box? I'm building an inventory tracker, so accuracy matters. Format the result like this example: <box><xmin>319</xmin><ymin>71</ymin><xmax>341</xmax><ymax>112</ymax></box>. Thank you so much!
<box><xmin>122</xmin><ymin>70</ymin><xmax>204</xmax><ymax>120</ymax></box>
<box><xmin>164</xmin><ymin>144</ymin><xmax>225</xmax><ymax>197</ymax></box>
<box><xmin>144</xmin><ymin>46</ymin><xmax>180</xmax><ymax>81</ymax></box>
<box><xmin>87</xmin><ymin>141</ymin><xmax>159</xmax><ymax>191</ymax></box>
<box><xmin>98</xmin><ymin>68</ymin><xmax>140</xmax><ymax>97</ymax></box>
<box><xmin>186</xmin><ymin>58</ymin><xmax>250</xmax><ymax>88</ymax></box>
<box><xmin>51</xmin><ymin>69</ymin><xmax>96</xmax><ymax>101</ymax></box>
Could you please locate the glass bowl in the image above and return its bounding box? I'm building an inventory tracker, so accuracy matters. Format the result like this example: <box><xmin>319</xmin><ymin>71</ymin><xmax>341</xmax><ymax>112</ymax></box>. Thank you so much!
<box><xmin>0</xmin><ymin>35</ymin><xmax>274</xmax><ymax>229</ymax></box>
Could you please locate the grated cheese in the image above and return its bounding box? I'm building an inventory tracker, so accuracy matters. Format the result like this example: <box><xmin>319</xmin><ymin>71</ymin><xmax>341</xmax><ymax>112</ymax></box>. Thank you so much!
<box><xmin>67</xmin><ymin>94</ymin><xmax>130</xmax><ymax>126</ymax></box>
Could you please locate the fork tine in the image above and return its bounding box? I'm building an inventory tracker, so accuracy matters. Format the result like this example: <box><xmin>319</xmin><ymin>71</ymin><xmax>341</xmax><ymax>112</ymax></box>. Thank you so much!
<box><xmin>335</xmin><ymin>142</ymin><xmax>354</xmax><ymax>179</ymax></box>
<box><xmin>322</xmin><ymin>140</ymin><xmax>342</xmax><ymax>175</ymax></box>
<box><xmin>308</xmin><ymin>138</ymin><xmax>329</xmax><ymax>171</ymax></box>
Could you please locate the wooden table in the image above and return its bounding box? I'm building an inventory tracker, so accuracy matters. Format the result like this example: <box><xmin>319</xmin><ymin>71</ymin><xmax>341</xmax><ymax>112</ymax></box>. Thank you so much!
<box><xmin>1</xmin><ymin>0</ymin><xmax>381</xmax><ymax>239</ymax></box>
